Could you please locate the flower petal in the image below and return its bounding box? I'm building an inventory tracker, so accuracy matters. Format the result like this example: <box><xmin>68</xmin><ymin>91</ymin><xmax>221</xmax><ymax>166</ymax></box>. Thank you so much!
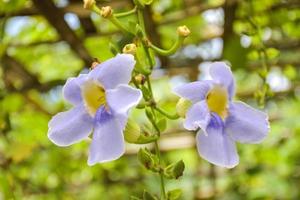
<box><xmin>173</xmin><ymin>80</ymin><xmax>212</xmax><ymax>103</ymax></box>
<box><xmin>88</xmin><ymin>107</ymin><xmax>125</xmax><ymax>165</ymax></box>
<box><xmin>48</xmin><ymin>104</ymin><xmax>93</xmax><ymax>146</ymax></box>
<box><xmin>225</xmin><ymin>101</ymin><xmax>269</xmax><ymax>143</ymax></box>
<box><xmin>106</xmin><ymin>84</ymin><xmax>142</xmax><ymax>114</ymax></box>
<box><xmin>89</xmin><ymin>54</ymin><xmax>135</xmax><ymax>89</ymax></box>
<box><xmin>63</xmin><ymin>74</ymin><xmax>87</xmax><ymax>105</ymax></box>
<box><xmin>209</xmin><ymin>62</ymin><xmax>235</xmax><ymax>99</ymax></box>
<box><xmin>196</xmin><ymin>114</ymin><xmax>239</xmax><ymax>168</ymax></box>
<box><xmin>184</xmin><ymin>100</ymin><xmax>210</xmax><ymax>131</ymax></box>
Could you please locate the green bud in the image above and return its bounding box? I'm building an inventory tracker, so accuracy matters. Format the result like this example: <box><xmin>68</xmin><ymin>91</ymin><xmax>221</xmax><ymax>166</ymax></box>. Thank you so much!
<box><xmin>176</xmin><ymin>98</ymin><xmax>192</xmax><ymax>118</ymax></box>
<box><xmin>137</xmin><ymin>148</ymin><xmax>154</xmax><ymax>170</ymax></box>
<box><xmin>124</xmin><ymin>119</ymin><xmax>141</xmax><ymax>143</ymax></box>
<box><xmin>177</xmin><ymin>25</ymin><xmax>191</xmax><ymax>37</ymax></box>
<box><xmin>164</xmin><ymin>160</ymin><xmax>185</xmax><ymax>179</ymax></box>
<box><xmin>123</xmin><ymin>43</ymin><xmax>137</xmax><ymax>55</ymax></box>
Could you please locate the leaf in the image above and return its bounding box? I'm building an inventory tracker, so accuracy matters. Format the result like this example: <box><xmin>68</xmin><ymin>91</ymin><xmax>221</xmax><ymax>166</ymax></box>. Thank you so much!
<box><xmin>167</xmin><ymin>189</ymin><xmax>182</xmax><ymax>200</ymax></box>
<box><xmin>143</xmin><ymin>190</ymin><xmax>158</xmax><ymax>200</ymax></box>
<box><xmin>157</xmin><ymin>118</ymin><xmax>167</xmax><ymax>132</ymax></box>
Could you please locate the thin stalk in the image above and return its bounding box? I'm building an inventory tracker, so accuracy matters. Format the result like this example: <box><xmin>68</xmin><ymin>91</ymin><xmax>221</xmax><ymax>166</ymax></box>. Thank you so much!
<box><xmin>109</xmin><ymin>15</ymin><xmax>133</xmax><ymax>34</ymax></box>
<box><xmin>154</xmin><ymin>107</ymin><xmax>179</xmax><ymax>120</ymax></box>
<box><xmin>154</xmin><ymin>141</ymin><xmax>167</xmax><ymax>200</ymax></box>
<box><xmin>114</xmin><ymin>6</ymin><xmax>137</xmax><ymax>18</ymax></box>
<box><xmin>149</xmin><ymin>36</ymin><xmax>184</xmax><ymax>56</ymax></box>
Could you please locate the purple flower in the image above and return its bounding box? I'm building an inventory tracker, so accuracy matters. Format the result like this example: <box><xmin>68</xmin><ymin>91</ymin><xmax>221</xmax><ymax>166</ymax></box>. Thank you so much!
<box><xmin>48</xmin><ymin>54</ymin><xmax>142</xmax><ymax>165</ymax></box>
<box><xmin>174</xmin><ymin>62</ymin><xmax>270</xmax><ymax>168</ymax></box>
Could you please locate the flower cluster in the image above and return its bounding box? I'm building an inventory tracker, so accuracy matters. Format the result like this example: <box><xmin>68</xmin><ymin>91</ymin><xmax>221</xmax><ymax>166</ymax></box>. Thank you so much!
<box><xmin>48</xmin><ymin>55</ymin><xmax>269</xmax><ymax>168</ymax></box>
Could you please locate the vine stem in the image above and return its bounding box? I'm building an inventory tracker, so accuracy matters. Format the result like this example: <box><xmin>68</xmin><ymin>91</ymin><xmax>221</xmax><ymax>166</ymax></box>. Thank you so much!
<box><xmin>154</xmin><ymin>141</ymin><xmax>167</xmax><ymax>200</ymax></box>
<box><xmin>137</xmin><ymin>6</ymin><xmax>167</xmax><ymax>200</ymax></box>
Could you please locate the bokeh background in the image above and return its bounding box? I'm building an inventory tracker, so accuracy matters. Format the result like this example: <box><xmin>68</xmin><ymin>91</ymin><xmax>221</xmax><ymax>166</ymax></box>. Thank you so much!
<box><xmin>1</xmin><ymin>0</ymin><xmax>300</xmax><ymax>199</ymax></box>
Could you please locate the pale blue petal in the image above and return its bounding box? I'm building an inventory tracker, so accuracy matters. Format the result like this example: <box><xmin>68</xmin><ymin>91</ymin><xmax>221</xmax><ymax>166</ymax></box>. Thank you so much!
<box><xmin>196</xmin><ymin>114</ymin><xmax>239</xmax><ymax>168</ymax></box>
<box><xmin>48</xmin><ymin>104</ymin><xmax>93</xmax><ymax>146</ymax></box>
<box><xmin>63</xmin><ymin>74</ymin><xmax>87</xmax><ymax>105</ymax></box>
<box><xmin>106</xmin><ymin>84</ymin><xmax>142</xmax><ymax>114</ymax></box>
<box><xmin>88</xmin><ymin>107</ymin><xmax>125</xmax><ymax>165</ymax></box>
<box><xmin>173</xmin><ymin>80</ymin><xmax>212</xmax><ymax>103</ymax></box>
<box><xmin>184</xmin><ymin>100</ymin><xmax>210</xmax><ymax>131</ymax></box>
<box><xmin>209</xmin><ymin>62</ymin><xmax>235</xmax><ymax>99</ymax></box>
<box><xmin>225</xmin><ymin>101</ymin><xmax>270</xmax><ymax>143</ymax></box>
<box><xmin>89</xmin><ymin>54</ymin><xmax>135</xmax><ymax>89</ymax></box>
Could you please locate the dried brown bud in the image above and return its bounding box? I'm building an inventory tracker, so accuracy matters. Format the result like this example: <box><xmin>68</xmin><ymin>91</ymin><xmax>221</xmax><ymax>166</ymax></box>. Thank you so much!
<box><xmin>177</xmin><ymin>25</ymin><xmax>191</xmax><ymax>37</ymax></box>
<box><xmin>134</xmin><ymin>74</ymin><xmax>146</xmax><ymax>85</ymax></box>
<box><xmin>83</xmin><ymin>0</ymin><xmax>95</xmax><ymax>9</ymax></box>
<box><xmin>100</xmin><ymin>6</ymin><xmax>113</xmax><ymax>18</ymax></box>
<box><xmin>90</xmin><ymin>58</ymin><xmax>100</xmax><ymax>70</ymax></box>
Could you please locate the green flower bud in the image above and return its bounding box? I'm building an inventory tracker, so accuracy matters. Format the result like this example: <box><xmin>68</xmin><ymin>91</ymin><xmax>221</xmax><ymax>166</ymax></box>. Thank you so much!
<box><xmin>177</xmin><ymin>25</ymin><xmax>191</xmax><ymax>37</ymax></box>
<box><xmin>164</xmin><ymin>160</ymin><xmax>185</xmax><ymax>179</ymax></box>
<box><xmin>123</xmin><ymin>43</ymin><xmax>137</xmax><ymax>55</ymax></box>
<box><xmin>137</xmin><ymin>148</ymin><xmax>155</xmax><ymax>170</ymax></box>
<box><xmin>176</xmin><ymin>98</ymin><xmax>192</xmax><ymax>118</ymax></box>
<box><xmin>124</xmin><ymin>119</ymin><xmax>141</xmax><ymax>143</ymax></box>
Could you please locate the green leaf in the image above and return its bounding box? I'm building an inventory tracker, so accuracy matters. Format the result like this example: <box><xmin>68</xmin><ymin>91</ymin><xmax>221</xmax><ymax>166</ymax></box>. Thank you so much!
<box><xmin>164</xmin><ymin>160</ymin><xmax>185</xmax><ymax>179</ymax></box>
<box><xmin>167</xmin><ymin>189</ymin><xmax>182</xmax><ymax>200</ymax></box>
<box><xmin>130</xmin><ymin>196</ymin><xmax>142</xmax><ymax>200</ymax></box>
<box><xmin>143</xmin><ymin>190</ymin><xmax>158</xmax><ymax>200</ymax></box>
<box><xmin>137</xmin><ymin>148</ymin><xmax>159</xmax><ymax>172</ymax></box>
<box><xmin>157</xmin><ymin>118</ymin><xmax>167</xmax><ymax>132</ymax></box>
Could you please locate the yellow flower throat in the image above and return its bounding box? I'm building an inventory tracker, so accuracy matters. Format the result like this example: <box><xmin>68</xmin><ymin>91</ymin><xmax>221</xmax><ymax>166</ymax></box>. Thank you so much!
<box><xmin>81</xmin><ymin>81</ymin><xmax>106</xmax><ymax>116</ymax></box>
<box><xmin>206</xmin><ymin>85</ymin><xmax>228</xmax><ymax>119</ymax></box>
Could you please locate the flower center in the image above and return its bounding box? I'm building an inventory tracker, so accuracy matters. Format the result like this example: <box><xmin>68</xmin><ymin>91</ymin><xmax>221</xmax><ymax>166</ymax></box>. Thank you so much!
<box><xmin>206</xmin><ymin>85</ymin><xmax>228</xmax><ymax>119</ymax></box>
<box><xmin>81</xmin><ymin>80</ymin><xmax>106</xmax><ymax>116</ymax></box>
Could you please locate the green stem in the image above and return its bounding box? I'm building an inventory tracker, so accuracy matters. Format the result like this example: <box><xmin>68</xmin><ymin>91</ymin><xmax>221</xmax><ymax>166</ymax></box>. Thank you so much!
<box><xmin>92</xmin><ymin>5</ymin><xmax>132</xmax><ymax>34</ymax></box>
<box><xmin>114</xmin><ymin>6</ymin><xmax>137</xmax><ymax>18</ymax></box>
<box><xmin>154</xmin><ymin>141</ymin><xmax>167</xmax><ymax>200</ymax></box>
<box><xmin>136</xmin><ymin>6</ymin><xmax>167</xmax><ymax>199</ymax></box>
<box><xmin>109</xmin><ymin>15</ymin><xmax>133</xmax><ymax>34</ymax></box>
<box><xmin>154</xmin><ymin>107</ymin><xmax>179</xmax><ymax>120</ymax></box>
<box><xmin>149</xmin><ymin>36</ymin><xmax>184</xmax><ymax>56</ymax></box>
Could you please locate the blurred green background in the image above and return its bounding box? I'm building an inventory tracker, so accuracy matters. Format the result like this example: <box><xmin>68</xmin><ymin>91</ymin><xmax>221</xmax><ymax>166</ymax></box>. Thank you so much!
<box><xmin>1</xmin><ymin>0</ymin><xmax>300</xmax><ymax>199</ymax></box>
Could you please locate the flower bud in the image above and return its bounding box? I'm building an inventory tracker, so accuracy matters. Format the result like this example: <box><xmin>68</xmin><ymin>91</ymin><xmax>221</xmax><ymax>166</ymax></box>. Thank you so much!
<box><xmin>177</xmin><ymin>25</ymin><xmax>191</xmax><ymax>37</ymax></box>
<box><xmin>134</xmin><ymin>74</ymin><xmax>146</xmax><ymax>85</ymax></box>
<box><xmin>83</xmin><ymin>0</ymin><xmax>95</xmax><ymax>9</ymax></box>
<box><xmin>137</xmin><ymin>148</ymin><xmax>155</xmax><ymax>170</ymax></box>
<box><xmin>122</xmin><ymin>43</ymin><xmax>137</xmax><ymax>55</ymax></box>
<box><xmin>100</xmin><ymin>6</ymin><xmax>113</xmax><ymax>18</ymax></box>
<box><xmin>176</xmin><ymin>98</ymin><xmax>192</xmax><ymax>118</ymax></box>
<box><xmin>124</xmin><ymin>119</ymin><xmax>141</xmax><ymax>143</ymax></box>
<box><xmin>164</xmin><ymin>160</ymin><xmax>185</xmax><ymax>179</ymax></box>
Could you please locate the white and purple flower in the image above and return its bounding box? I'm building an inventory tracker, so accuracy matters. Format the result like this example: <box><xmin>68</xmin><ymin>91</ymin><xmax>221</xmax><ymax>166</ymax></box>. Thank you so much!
<box><xmin>174</xmin><ymin>62</ymin><xmax>270</xmax><ymax>168</ymax></box>
<box><xmin>48</xmin><ymin>54</ymin><xmax>142</xmax><ymax>165</ymax></box>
